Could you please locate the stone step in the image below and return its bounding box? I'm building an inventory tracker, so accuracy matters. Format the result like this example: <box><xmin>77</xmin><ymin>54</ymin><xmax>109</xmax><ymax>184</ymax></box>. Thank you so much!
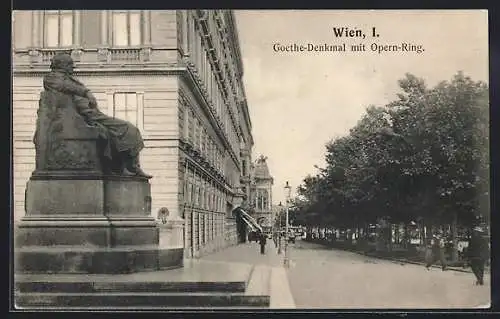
<box><xmin>14</xmin><ymin>260</ymin><xmax>271</xmax><ymax>309</ymax></box>
<box><xmin>15</xmin><ymin>280</ymin><xmax>246</xmax><ymax>293</ymax></box>
<box><xmin>15</xmin><ymin>292</ymin><xmax>270</xmax><ymax>309</ymax></box>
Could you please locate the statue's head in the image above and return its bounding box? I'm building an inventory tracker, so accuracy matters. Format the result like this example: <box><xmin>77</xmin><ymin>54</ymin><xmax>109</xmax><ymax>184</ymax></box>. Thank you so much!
<box><xmin>50</xmin><ymin>53</ymin><xmax>75</xmax><ymax>75</ymax></box>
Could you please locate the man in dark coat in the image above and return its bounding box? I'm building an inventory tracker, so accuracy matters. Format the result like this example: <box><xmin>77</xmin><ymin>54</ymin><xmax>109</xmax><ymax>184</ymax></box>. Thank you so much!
<box><xmin>272</xmin><ymin>230</ymin><xmax>278</xmax><ymax>248</ymax></box>
<box><xmin>467</xmin><ymin>226</ymin><xmax>489</xmax><ymax>285</ymax></box>
<box><xmin>258</xmin><ymin>232</ymin><xmax>267</xmax><ymax>255</ymax></box>
<box><xmin>43</xmin><ymin>53</ymin><xmax>151</xmax><ymax>178</ymax></box>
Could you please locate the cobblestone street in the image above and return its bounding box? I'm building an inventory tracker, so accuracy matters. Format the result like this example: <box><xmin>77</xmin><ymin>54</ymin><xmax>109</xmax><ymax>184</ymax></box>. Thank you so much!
<box><xmin>286</xmin><ymin>240</ymin><xmax>490</xmax><ymax>309</ymax></box>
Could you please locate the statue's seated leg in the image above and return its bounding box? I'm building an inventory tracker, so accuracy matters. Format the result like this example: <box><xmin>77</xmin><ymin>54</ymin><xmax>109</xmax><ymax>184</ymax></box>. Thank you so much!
<box><xmin>129</xmin><ymin>155</ymin><xmax>152</xmax><ymax>179</ymax></box>
<box><xmin>119</xmin><ymin>151</ymin><xmax>152</xmax><ymax>179</ymax></box>
<box><xmin>104</xmin><ymin>147</ymin><xmax>124</xmax><ymax>175</ymax></box>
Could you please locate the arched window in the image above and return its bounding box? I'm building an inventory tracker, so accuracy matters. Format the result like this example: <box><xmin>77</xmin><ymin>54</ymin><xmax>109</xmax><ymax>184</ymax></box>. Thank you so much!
<box><xmin>256</xmin><ymin>189</ymin><xmax>269</xmax><ymax>211</ymax></box>
<box><xmin>262</xmin><ymin>191</ymin><xmax>268</xmax><ymax>211</ymax></box>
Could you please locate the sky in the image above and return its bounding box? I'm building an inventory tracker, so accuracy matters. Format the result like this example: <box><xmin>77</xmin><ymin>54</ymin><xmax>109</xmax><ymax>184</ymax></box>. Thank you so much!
<box><xmin>234</xmin><ymin>10</ymin><xmax>489</xmax><ymax>205</ymax></box>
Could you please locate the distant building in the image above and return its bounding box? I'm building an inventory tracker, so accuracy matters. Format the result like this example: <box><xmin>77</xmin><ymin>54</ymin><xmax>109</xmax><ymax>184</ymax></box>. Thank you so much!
<box><xmin>250</xmin><ymin>155</ymin><xmax>274</xmax><ymax>230</ymax></box>
<box><xmin>12</xmin><ymin>10</ymin><xmax>254</xmax><ymax>259</ymax></box>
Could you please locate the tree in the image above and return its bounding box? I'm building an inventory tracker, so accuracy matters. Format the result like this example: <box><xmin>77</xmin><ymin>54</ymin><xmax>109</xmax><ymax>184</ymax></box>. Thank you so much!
<box><xmin>292</xmin><ymin>72</ymin><xmax>489</xmax><ymax>257</ymax></box>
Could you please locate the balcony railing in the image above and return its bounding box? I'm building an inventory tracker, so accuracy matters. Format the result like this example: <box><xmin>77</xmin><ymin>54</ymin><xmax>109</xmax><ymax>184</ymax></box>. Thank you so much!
<box><xmin>108</xmin><ymin>48</ymin><xmax>142</xmax><ymax>61</ymax></box>
<box><xmin>40</xmin><ymin>49</ymin><xmax>72</xmax><ymax>63</ymax></box>
<box><xmin>14</xmin><ymin>47</ymin><xmax>154</xmax><ymax>67</ymax></box>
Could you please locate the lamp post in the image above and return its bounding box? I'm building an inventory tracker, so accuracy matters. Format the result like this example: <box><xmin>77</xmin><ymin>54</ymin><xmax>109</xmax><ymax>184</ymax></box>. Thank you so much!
<box><xmin>277</xmin><ymin>202</ymin><xmax>283</xmax><ymax>254</ymax></box>
<box><xmin>284</xmin><ymin>181</ymin><xmax>292</xmax><ymax>268</ymax></box>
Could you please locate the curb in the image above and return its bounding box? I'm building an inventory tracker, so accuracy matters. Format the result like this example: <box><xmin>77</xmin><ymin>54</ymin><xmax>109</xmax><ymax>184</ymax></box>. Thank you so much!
<box><xmin>269</xmin><ymin>266</ymin><xmax>296</xmax><ymax>309</ymax></box>
<box><xmin>366</xmin><ymin>254</ymin><xmax>472</xmax><ymax>273</ymax></box>
<box><xmin>361</xmin><ymin>252</ymin><xmax>490</xmax><ymax>274</ymax></box>
<box><xmin>304</xmin><ymin>240</ymin><xmax>490</xmax><ymax>274</ymax></box>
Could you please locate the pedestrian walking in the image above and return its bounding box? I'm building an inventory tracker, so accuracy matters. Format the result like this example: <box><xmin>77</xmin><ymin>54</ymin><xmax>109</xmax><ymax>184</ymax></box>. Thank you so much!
<box><xmin>467</xmin><ymin>226</ymin><xmax>489</xmax><ymax>286</ymax></box>
<box><xmin>272</xmin><ymin>231</ymin><xmax>278</xmax><ymax>248</ymax></box>
<box><xmin>258</xmin><ymin>232</ymin><xmax>267</xmax><ymax>255</ymax></box>
<box><xmin>425</xmin><ymin>233</ymin><xmax>447</xmax><ymax>271</ymax></box>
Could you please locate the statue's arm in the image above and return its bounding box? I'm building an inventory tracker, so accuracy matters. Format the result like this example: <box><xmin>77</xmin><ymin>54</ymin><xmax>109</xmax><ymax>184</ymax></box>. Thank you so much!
<box><xmin>43</xmin><ymin>73</ymin><xmax>90</xmax><ymax>97</ymax></box>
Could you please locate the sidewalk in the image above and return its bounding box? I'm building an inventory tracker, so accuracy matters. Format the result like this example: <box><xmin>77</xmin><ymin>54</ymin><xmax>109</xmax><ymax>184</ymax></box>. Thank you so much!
<box><xmin>200</xmin><ymin>241</ymin><xmax>296</xmax><ymax>309</ymax></box>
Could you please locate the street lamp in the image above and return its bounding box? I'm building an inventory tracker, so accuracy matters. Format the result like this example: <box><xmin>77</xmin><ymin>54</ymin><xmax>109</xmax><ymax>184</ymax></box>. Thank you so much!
<box><xmin>284</xmin><ymin>181</ymin><xmax>292</xmax><ymax>268</ymax></box>
<box><xmin>277</xmin><ymin>201</ymin><xmax>282</xmax><ymax>254</ymax></box>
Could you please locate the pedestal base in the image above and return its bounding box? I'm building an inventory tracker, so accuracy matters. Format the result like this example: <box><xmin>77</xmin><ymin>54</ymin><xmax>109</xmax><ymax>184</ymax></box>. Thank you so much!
<box><xmin>15</xmin><ymin>245</ymin><xmax>161</xmax><ymax>274</ymax></box>
<box><xmin>15</xmin><ymin>216</ymin><xmax>159</xmax><ymax>247</ymax></box>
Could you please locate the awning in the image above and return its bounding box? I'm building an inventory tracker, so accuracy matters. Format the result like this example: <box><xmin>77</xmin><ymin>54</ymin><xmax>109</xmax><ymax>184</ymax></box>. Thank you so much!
<box><xmin>240</xmin><ymin>215</ymin><xmax>259</xmax><ymax>232</ymax></box>
<box><xmin>235</xmin><ymin>207</ymin><xmax>263</xmax><ymax>233</ymax></box>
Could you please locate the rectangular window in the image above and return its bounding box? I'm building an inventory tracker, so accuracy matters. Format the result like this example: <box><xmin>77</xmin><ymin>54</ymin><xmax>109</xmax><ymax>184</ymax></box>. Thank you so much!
<box><xmin>113</xmin><ymin>93</ymin><xmax>138</xmax><ymax>126</ymax></box>
<box><xmin>179</xmin><ymin>105</ymin><xmax>185</xmax><ymax>139</ymax></box>
<box><xmin>204</xmin><ymin>132</ymin><xmax>209</xmax><ymax>158</ymax></box>
<box><xmin>183</xmin><ymin>105</ymin><xmax>189</xmax><ymax>141</ymax></box>
<box><xmin>197</xmin><ymin>33</ymin><xmax>203</xmax><ymax>73</ymax></box>
<box><xmin>212</xmin><ymin>190</ymin><xmax>215</xmax><ymax>211</ymax></box>
<box><xmin>193</xmin><ymin>23</ymin><xmax>199</xmax><ymax>70</ymax></box>
<box><xmin>193</xmin><ymin>185</ymin><xmax>198</xmax><ymax>207</ymax></box>
<box><xmin>200</xmin><ymin>129</ymin><xmax>206</xmax><ymax>155</ymax></box>
<box><xmin>200</xmin><ymin>186</ymin><xmax>204</xmax><ymax>210</ymax></box>
<box><xmin>212</xmin><ymin>79</ymin><xmax>217</xmax><ymax>113</ymax></box>
<box><xmin>208</xmin><ymin>186</ymin><xmax>213</xmax><ymax>211</ymax></box>
<box><xmin>209</xmin><ymin>139</ymin><xmax>214</xmax><ymax>164</ymax></box>
<box><xmin>194</xmin><ymin>119</ymin><xmax>200</xmax><ymax>150</ymax></box>
<box><xmin>186</xmin><ymin>178</ymin><xmax>191</xmax><ymax>204</ymax></box>
<box><xmin>190</xmin><ymin>182</ymin><xmax>195</xmax><ymax>204</ymax></box>
<box><xmin>207</xmin><ymin>59</ymin><xmax>212</xmax><ymax>101</ymax></box>
<box><xmin>202</xmin><ymin>181</ymin><xmax>206</xmax><ymax>209</ymax></box>
<box><xmin>201</xmin><ymin>214</ymin><xmax>206</xmax><ymax>245</ymax></box>
<box><xmin>112</xmin><ymin>11</ymin><xmax>142</xmax><ymax>46</ymax></box>
<box><xmin>185</xmin><ymin>11</ymin><xmax>190</xmax><ymax>52</ymax></box>
<box><xmin>201</xmin><ymin>47</ymin><xmax>206</xmax><ymax>83</ymax></box>
<box><xmin>218</xmin><ymin>150</ymin><xmax>222</xmax><ymax>172</ymax></box>
<box><xmin>197</xmin><ymin>185</ymin><xmax>202</xmax><ymax>207</ymax></box>
<box><xmin>204</xmin><ymin>182</ymin><xmax>209</xmax><ymax>210</ymax></box>
<box><xmin>188</xmin><ymin>110</ymin><xmax>195</xmax><ymax>143</ymax></box>
<box><xmin>44</xmin><ymin>11</ymin><xmax>74</xmax><ymax>47</ymax></box>
<box><xmin>13</xmin><ymin>11</ymin><xmax>32</xmax><ymax>49</ymax></box>
<box><xmin>197</xmin><ymin>120</ymin><xmax>202</xmax><ymax>151</ymax></box>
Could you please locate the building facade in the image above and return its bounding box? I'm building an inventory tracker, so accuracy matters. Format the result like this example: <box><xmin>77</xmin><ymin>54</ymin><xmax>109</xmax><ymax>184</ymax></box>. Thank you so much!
<box><xmin>250</xmin><ymin>156</ymin><xmax>274</xmax><ymax>230</ymax></box>
<box><xmin>12</xmin><ymin>10</ymin><xmax>254</xmax><ymax>259</ymax></box>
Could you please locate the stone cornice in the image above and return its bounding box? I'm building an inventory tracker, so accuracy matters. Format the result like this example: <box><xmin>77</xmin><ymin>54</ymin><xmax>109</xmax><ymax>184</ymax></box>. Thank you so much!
<box><xmin>227</xmin><ymin>11</ymin><xmax>244</xmax><ymax>77</ymax></box>
<box><xmin>254</xmin><ymin>176</ymin><xmax>274</xmax><ymax>183</ymax></box>
<box><xmin>239</xmin><ymin>98</ymin><xmax>252</xmax><ymax>131</ymax></box>
<box><xmin>13</xmin><ymin>66</ymin><xmax>185</xmax><ymax>77</ymax></box>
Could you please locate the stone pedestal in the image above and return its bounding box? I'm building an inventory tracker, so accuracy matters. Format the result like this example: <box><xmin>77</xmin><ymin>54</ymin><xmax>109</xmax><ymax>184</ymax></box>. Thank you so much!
<box><xmin>158</xmin><ymin>218</ymin><xmax>185</xmax><ymax>270</ymax></box>
<box><xmin>15</xmin><ymin>175</ymin><xmax>169</xmax><ymax>274</ymax></box>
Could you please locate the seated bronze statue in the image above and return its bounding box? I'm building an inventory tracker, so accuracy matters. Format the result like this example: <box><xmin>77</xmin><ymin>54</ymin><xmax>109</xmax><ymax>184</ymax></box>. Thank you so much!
<box><xmin>41</xmin><ymin>53</ymin><xmax>151</xmax><ymax>178</ymax></box>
